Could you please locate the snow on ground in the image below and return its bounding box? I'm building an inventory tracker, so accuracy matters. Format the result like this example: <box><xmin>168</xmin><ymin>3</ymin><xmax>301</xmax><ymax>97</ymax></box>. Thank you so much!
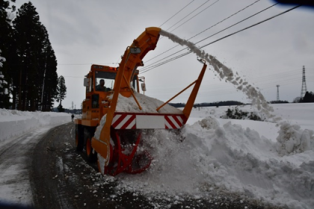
<box><xmin>0</xmin><ymin>108</ymin><xmax>70</xmax><ymax>145</ymax></box>
<box><xmin>0</xmin><ymin>103</ymin><xmax>313</xmax><ymax>209</ymax></box>
<box><xmin>0</xmin><ymin>109</ymin><xmax>71</xmax><ymax>205</ymax></box>
<box><xmin>113</xmin><ymin>103</ymin><xmax>314</xmax><ymax>209</ymax></box>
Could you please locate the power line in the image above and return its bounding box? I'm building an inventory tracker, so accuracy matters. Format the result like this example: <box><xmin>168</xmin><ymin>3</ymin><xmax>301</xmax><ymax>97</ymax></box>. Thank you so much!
<box><xmin>159</xmin><ymin>0</ymin><xmax>195</xmax><ymax>27</ymax></box>
<box><xmin>143</xmin><ymin>1</ymin><xmax>273</xmax><ymax>69</ymax></box>
<box><xmin>195</xmin><ymin>3</ymin><xmax>278</xmax><ymax>45</ymax></box>
<box><xmin>145</xmin><ymin>0</ymin><xmax>261</xmax><ymax>64</ymax></box>
<box><xmin>189</xmin><ymin>0</ymin><xmax>261</xmax><ymax>41</ymax></box>
<box><xmin>166</xmin><ymin>0</ymin><xmax>213</xmax><ymax>31</ymax></box>
<box><xmin>140</xmin><ymin>4</ymin><xmax>300</xmax><ymax>74</ymax></box>
<box><xmin>141</xmin><ymin>51</ymin><xmax>191</xmax><ymax>73</ymax></box>
<box><xmin>198</xmin><ymin>4</ymin><xmax>300</xmax><ymax>49</ymax></box>
<box><xmin>169</xmin><ymin>0</ymin><xmax>220</xmax><ymax>33</ymax></box>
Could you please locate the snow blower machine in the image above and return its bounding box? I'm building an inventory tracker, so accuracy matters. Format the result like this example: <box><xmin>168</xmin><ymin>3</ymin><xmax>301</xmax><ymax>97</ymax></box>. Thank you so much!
<box><xmin>74</xmin><ymin>27</ymin><xmax>207</xmax><ymax>176</ymax></box>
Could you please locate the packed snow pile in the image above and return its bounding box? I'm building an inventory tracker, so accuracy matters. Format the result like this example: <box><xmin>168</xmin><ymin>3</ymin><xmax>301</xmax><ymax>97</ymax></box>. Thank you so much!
<box><xmin>0</xmin><ymin>108</ymin><xmax>70</xmax><ymax>143</ymax></box>
<box><xmin>276</xmin><ymin>122</ymin><xmax>314</xmax><ymax>156</ymax></box>
<box><xmin>115</xmin><ymin>92</ymin><xmax>182</xmax><ymax>114</ymax></box>
<box><xmin>115</xmin><ymin>109</ymin><xmax>314</xmax><ymax>209</ymax></box>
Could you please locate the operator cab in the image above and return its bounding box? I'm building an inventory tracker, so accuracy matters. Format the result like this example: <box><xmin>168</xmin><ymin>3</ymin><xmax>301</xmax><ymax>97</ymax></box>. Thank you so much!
<box><xmin>95</xmin><ymin>71</ymin><xmax>116</xmax><ymax>92</ymax></box>
<box><xmin>84</xmin><ymin>65</ymin><xmax>145</xmax><ymax>95</ymax></box>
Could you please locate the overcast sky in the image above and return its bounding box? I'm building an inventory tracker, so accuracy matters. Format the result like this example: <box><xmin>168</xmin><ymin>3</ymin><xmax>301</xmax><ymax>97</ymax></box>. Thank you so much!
<box><xmin>13</xmin><ymin>0</ymin><xmax>314</xmax><ymax>108</ymax></box>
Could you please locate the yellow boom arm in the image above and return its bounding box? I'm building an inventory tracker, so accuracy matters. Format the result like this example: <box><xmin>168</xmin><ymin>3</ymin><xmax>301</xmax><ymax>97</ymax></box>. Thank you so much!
<box><xmin>92</xmin><ymin>27</ymin><xmax>161</xmax><ymax>162</ymax></box>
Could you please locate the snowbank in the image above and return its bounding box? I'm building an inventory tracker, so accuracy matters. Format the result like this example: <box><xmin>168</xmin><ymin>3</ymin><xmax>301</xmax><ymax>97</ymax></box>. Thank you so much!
<box><xmin>276</xmin><ymin>122</ymin><xmax>314</xmax><ymax>156</ymax></box>
<box><xmin>0</xmin><ymin>108</ymin><xmax>71</xmax><ymax>144</ymax></box>
<box><xmin>112</xmin><ymin>104</ymin><xmax>314</xmax><ymax>209</ymax></box>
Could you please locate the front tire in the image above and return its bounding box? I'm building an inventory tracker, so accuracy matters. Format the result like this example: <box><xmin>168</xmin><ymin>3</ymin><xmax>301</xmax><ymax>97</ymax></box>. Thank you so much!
<box><xmin>75</xmin><ymin>124</ymin><xmax>84</xmax><ymax>152</ymax></box>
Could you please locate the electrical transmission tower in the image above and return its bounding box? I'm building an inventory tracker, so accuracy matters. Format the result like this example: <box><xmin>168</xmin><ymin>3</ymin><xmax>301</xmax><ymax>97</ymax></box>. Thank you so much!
<box><xmin>300</xmin><ymin>66</ymin><xmax>307</xmax><ymax>98</ymax></box>
<box><xmin>276</xmin><ymin>85</ymin><xmax>280</xmax><ymax>101</ymax></box>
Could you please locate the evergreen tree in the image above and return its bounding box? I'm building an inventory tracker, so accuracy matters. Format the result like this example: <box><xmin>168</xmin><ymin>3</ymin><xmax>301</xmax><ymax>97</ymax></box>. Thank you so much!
<box><xmin>42</xmin><ymin>43</ymin><xmax>58</xmax><ymax>111</ymax></box>
<box><xmin>12</xmin><ymin>2</ymin><xmax>58</xmax><ymax>111</ymax></box>
<box><xmin>56</xmin><ymin>75</ymin><xmax>67</xmax><ymax>107</ymax></box>
<box><xmin>13</xmin><ymin>2</ymin><xmax>40</xmax><ymax>110</ymax></box>
<box><xmin>300</xmin><ymin>91</ymin><xmax>314</xmax><ymax>103</ymax></box>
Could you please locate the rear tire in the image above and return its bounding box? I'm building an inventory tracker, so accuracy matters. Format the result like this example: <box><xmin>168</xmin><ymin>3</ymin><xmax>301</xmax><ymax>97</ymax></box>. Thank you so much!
<box><xmin>75</xmin><ymin>124</ymin><xmax>84</xmax><ymax>152</ymax></box>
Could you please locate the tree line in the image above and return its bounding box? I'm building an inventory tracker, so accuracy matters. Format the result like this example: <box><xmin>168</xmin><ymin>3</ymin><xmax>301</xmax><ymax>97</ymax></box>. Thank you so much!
<box><xmin>299</xmin><ymin>91</ymin><xmax>314</xmax><ymax>103</ymax></box>
<box><xmin>0</xmin><ymin>0</ymin><xmax>66</xmax><ymax>111</ymax></box>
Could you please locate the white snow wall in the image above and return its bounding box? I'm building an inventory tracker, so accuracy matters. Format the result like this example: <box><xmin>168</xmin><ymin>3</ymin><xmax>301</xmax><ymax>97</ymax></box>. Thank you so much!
<box><xmin>0</xmin><ymin>109</ymin><xmax>71</xmax><ymax>143</ymax></box>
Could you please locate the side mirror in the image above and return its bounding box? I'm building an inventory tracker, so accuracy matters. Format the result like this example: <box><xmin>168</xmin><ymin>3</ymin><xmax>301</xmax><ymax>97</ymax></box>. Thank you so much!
<box><xmin>83</xmin><ymin>78</ymin><xmax>89</xmax><ymax>87</ymax></box>
<box><xmin>141</xmin><ymin>82</ymin><xmax>146</xmax><ymax>92</ymax></box>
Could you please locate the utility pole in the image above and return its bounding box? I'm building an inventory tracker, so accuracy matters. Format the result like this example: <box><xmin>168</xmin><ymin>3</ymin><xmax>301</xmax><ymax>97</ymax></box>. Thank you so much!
<box><xmin>276</xmin><ymin>85</ymin><xmax>280</xmax><ymax>101</ymax></box>
<box><xmin>300</xmin><ymin>66</ymin><xmax>307</xmax><ymax>98</ymax></box>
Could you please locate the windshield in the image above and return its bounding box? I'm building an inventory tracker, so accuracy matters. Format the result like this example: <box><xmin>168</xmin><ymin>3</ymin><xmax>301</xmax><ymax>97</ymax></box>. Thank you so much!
<box><xmin>95</xmin><ymin>71</ymin><xmax>116</xmax><ymax>92</ymax></box>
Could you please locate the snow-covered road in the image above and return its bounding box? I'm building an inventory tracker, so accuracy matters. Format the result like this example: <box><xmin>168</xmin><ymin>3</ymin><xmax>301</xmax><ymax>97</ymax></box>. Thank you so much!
<box><xmin>0</xmin><ymin>110</ymin><xmax>70</xmax><ymax>206</ymax></box>
<box><xmin>0</xmin><ymin>126</ymin><xmax>52</xmax><ymax>205</ymax></box>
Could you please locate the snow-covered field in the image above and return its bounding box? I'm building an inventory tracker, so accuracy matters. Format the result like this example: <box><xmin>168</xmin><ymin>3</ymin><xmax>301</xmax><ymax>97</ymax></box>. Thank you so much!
<box><xmin>0</xmin><ymin>103</ymin><xmax>313</xmax><ymax>209</ymax></box>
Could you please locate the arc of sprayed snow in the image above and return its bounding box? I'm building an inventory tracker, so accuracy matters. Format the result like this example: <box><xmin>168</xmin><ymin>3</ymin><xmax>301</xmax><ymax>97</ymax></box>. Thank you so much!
<box><xmin>159</xmin><ymin>29</ymin><xmax>278</xmax><ymax>120</ymax></box>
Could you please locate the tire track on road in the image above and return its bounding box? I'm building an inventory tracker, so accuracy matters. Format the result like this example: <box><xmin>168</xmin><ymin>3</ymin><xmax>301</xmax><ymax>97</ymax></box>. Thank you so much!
<box><xmin>0</xmin><ymin>126</ymin><xmax>52</xmax><ymax>206</ymax></box>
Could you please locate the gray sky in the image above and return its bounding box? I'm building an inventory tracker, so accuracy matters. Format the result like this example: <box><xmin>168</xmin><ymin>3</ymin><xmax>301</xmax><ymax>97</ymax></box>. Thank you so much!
<box><xmin>13</xmin><ymin>0</ymin><xmax>314</xmax><ymax>108</ymax></box>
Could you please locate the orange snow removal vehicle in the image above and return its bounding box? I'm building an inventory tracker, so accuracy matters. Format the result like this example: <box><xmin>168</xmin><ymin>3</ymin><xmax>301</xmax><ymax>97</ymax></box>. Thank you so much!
<box><xmin>74</xmin><ymin>27</ymin><xmax>207</xmax><ymax>176</ymax></box>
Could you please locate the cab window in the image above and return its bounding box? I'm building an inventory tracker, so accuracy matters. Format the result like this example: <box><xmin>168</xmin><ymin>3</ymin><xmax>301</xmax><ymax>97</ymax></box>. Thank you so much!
<box><xmin>95</xmin><ymin>71</ymin><xmax>116</xmax><ymax>92</ymax></box>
